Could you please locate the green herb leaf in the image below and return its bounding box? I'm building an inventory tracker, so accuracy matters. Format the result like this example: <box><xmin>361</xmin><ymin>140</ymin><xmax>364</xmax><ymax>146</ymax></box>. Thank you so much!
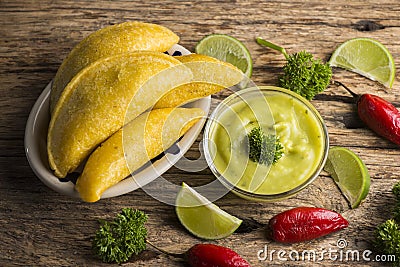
<box><xmin>247</xmin><ymin>126</ymin><xmax>283</xmax><ymax>165</ymax></box>
<box><xmin>256</xmin><ymin>38</ymin><xmax>332</xmax><ymax>100</ymax></box>
<box><xmin>374</xmin><ymin>181</ymin><xmax>400</xmax><ymax>266</ymax></box>
<box><xmin>375</xmin><ymin>219</ymin><xmax>400</xmax><ymax>266</ymax></box>
<box><xmin>279</xmin><ymin>51</ymin><xmax>332</xmax><ymax>100</ymax></box>
<box><xmin>92</xmin><ymin>208</ymin><xmax>148</xmax><ymax>264</ymax></box>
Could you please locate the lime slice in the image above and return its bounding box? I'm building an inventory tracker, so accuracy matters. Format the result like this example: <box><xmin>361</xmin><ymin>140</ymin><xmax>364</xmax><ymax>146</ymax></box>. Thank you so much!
<box><xmin>175</xmin><ymin>182</ymin><xmax>242</xmax><ymax>239</ymax></box>
<box><xmin>329</xmin><ymin>38</ymin><xmax>395</xmax><ymax>88</ymax></box>
<box><xmin>323</xmin><ymin>146</ymin><xmax>370</xmax><ymax>209</ymax></box>
<box><xmin>195</xmin><ymin>34</ymin><xmax>253</xmax><ymax>78</ymax></box>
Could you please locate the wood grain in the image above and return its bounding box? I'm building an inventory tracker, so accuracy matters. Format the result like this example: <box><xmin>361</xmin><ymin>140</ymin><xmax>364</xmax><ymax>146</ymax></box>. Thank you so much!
<box><xmin>1</xmin><ymin>0</ymin><xmax>400</xmax><ymax>266</ymax></box>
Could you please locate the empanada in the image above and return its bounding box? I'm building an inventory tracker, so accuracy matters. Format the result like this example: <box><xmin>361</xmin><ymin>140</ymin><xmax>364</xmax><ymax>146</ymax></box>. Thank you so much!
<box><xmin>154</xmin><ymin>54</ymin><xmax>243</xmax><ymax>108</ymax></box>
<box><xmin>48</xmin><ymin>51</ymin><xmax>192</xmax><ymax>178</ymax></box>
<box><xmin>50</xmin><ymin>21</ymin><xmax>179</xmax><ymax>112</ymax></box>
<box><xmin>75</xmin><ymin>107</ymin><xmax>204</xmax><ymax>202</ymax></box>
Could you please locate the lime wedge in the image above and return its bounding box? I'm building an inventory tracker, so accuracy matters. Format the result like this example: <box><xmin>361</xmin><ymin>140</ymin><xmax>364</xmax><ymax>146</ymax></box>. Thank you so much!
<box><xmin>323</xmin><ymin>146</ymin><xmax>370</xmax><ymax>209</ymax></box>
<box><xmin>175</xmin><ymin>182</ymin><xmax>242</xmax><ymax>240</ymax></box>
<box><xmin>195</xmin><ymin>34</ymin><xmax>253</xmax><ymax>78</ymax></box>
<box><xmin>329</xmin><ymin>38</ymin><xmax>395</xmax><ymax>88</ymax></box>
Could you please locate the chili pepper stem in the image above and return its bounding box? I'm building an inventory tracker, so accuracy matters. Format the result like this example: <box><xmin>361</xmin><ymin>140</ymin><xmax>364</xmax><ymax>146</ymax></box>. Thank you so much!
<box><xmin>146</xmin><ymin>240</ymin><xmax>185</xmax><ymax>260</ymax></box>
<box><xmin>334</xmin><ymin>81</ymin><xmax>359</xmax><ymax>99</ymax></box>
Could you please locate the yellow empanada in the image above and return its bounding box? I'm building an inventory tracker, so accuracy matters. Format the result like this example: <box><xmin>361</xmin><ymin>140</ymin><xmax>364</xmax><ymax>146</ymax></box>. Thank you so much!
<box><xmin>154</xmin><ymin>54</ymin><xmax>243</xmax><ymax>108</ymax></box>
<box><xmin>50</xmin><ymin>21</ymin><xmax>179</xmax><ymax>112</ymax></box>
<box><xmin>75</xmin><ymin>107</ymin><xmax>204</xmax><ymax>202</ymax></box>
<box><xmin>48</xmin><ymin>51</ymin><xmax>192</xmax><ymax>178</ymax></box>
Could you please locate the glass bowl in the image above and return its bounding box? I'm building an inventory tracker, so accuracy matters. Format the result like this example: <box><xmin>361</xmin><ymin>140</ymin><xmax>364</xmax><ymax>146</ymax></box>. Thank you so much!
<box><xmin>203</xmin><ymin>86</ymin><xmax>329</xmax><ymax>201</ymax></box>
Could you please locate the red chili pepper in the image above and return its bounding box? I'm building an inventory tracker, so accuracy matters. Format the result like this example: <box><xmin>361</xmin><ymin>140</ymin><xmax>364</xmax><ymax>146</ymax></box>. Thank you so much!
<box><xmin>186</xmin><ymin>244</ymin><xmax>252</xmax><ymax>267</ymax></box>
<box><xmin>269</xmin><ymin>207</ymin><xmax>349</xmax><ymax>243</ymax></box>
<box><xmin>336</xmin><ymin>81</ymin><xmax>400</xmax><ymax>146</ymax></box>
<box><xmin>357</xmin><ymin>94</ymin><xmax>400</xmax><ymax>146</ymax></box>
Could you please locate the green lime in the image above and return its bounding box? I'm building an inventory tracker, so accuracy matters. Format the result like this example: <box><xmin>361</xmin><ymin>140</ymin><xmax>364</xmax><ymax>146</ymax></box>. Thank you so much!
<box><xmin>175</xmin><ymin>182</ymin><xmax>242</xmax><ymax>240</ymax></box>
<box><xmin>324</xmin><ymin>146</ymin><xmax>370</xmax><ymax>209</ymax></box>
<box><xmin>195</xmin><ymin>34</ymin><xmax>253</xmax><ymax>78</ymax></box>
<box><xmin>329</xmin><ymin>38</ymin><xmax>395</xmax><ymax>88</ymax></box>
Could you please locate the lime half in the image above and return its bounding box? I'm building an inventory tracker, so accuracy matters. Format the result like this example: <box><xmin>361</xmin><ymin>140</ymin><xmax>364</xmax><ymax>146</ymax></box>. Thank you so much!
<box><xmin>324</xmin><ymin>146</ymin><xmax>370</xmax><ymax>209</ymax></box>
<box><xmin>175</xmin><ymin>182</ymin><xmax>242</xmax><ymax>240</ymax></box>
<box><xmin>329</xmin><ymin>38</ymin><xmax>395</xmax><ymax>88</ymax></box>
<box><xmin>195</xmin><ymin>34</ymin><xmax>253</xmax><ymax>78</ymax></box>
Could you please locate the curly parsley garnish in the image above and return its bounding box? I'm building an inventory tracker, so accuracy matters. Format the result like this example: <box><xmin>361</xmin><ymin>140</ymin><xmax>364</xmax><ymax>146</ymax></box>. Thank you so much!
<box><xmin>374</xmin><ymin>181</ymin><xmax>400</xmax><ymax>266</ymax></box>
<box><xmin>247</xmin><ymin>126</ymin><xmax>283</xmax><ymax>165</ymax></box>
<box><xmin>92</xmin><ymin>208</ymin><xmax>148</xmax><ymax>264</ymax></box>
<box><xmin>256</xmin><ymin>37</ymin><xmax>332</xmax><ymax>100</ymax></box>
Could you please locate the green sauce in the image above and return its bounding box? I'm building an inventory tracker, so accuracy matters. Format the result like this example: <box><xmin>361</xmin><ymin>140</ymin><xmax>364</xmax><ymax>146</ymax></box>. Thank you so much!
<box><xmin>209</xmin><ymin>89</ymin><xmax>325</xmax><ymax>195</ymax></box>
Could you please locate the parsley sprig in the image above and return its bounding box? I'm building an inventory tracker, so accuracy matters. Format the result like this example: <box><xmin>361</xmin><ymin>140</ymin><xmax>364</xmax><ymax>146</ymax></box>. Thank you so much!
<box><xmin>374</xmin><ymin>182</ymin><xmax>400</xmax><ymax>266</ymax></box>
<box><xmin>247</xmin><ymin>126</ymin><xmax>283</xmax><ymax>165</ymax></box>
<box><xmin>256</xmin><ymin>37</ymin><xmax>332</xmax><ymax>100</ymax></box>
<box><xmin>92</xmin><ymin>208</ymin><xmax>148</xmax><ymax>264</ymax></box>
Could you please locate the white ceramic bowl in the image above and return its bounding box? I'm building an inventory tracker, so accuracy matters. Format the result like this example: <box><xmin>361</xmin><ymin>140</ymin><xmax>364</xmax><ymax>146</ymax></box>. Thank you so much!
<box><xmin>24</xmin><ymin>44</ymin><xmax>211</xmax><ymax>199</ymax></box>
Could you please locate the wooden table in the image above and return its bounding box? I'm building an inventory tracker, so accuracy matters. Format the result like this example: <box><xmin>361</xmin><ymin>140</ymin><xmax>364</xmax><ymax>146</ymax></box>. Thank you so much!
<box><xmin>2</xmin><ymin>1</ymin><xmax>400</xmax><ymax>266</ymax></box>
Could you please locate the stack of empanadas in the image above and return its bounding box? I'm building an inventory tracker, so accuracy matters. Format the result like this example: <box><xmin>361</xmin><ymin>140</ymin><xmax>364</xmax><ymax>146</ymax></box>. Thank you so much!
<box><xmin>47</xmin><ymin>21</ymin><xmax>243</xmax><ymax>202</ymax></box>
